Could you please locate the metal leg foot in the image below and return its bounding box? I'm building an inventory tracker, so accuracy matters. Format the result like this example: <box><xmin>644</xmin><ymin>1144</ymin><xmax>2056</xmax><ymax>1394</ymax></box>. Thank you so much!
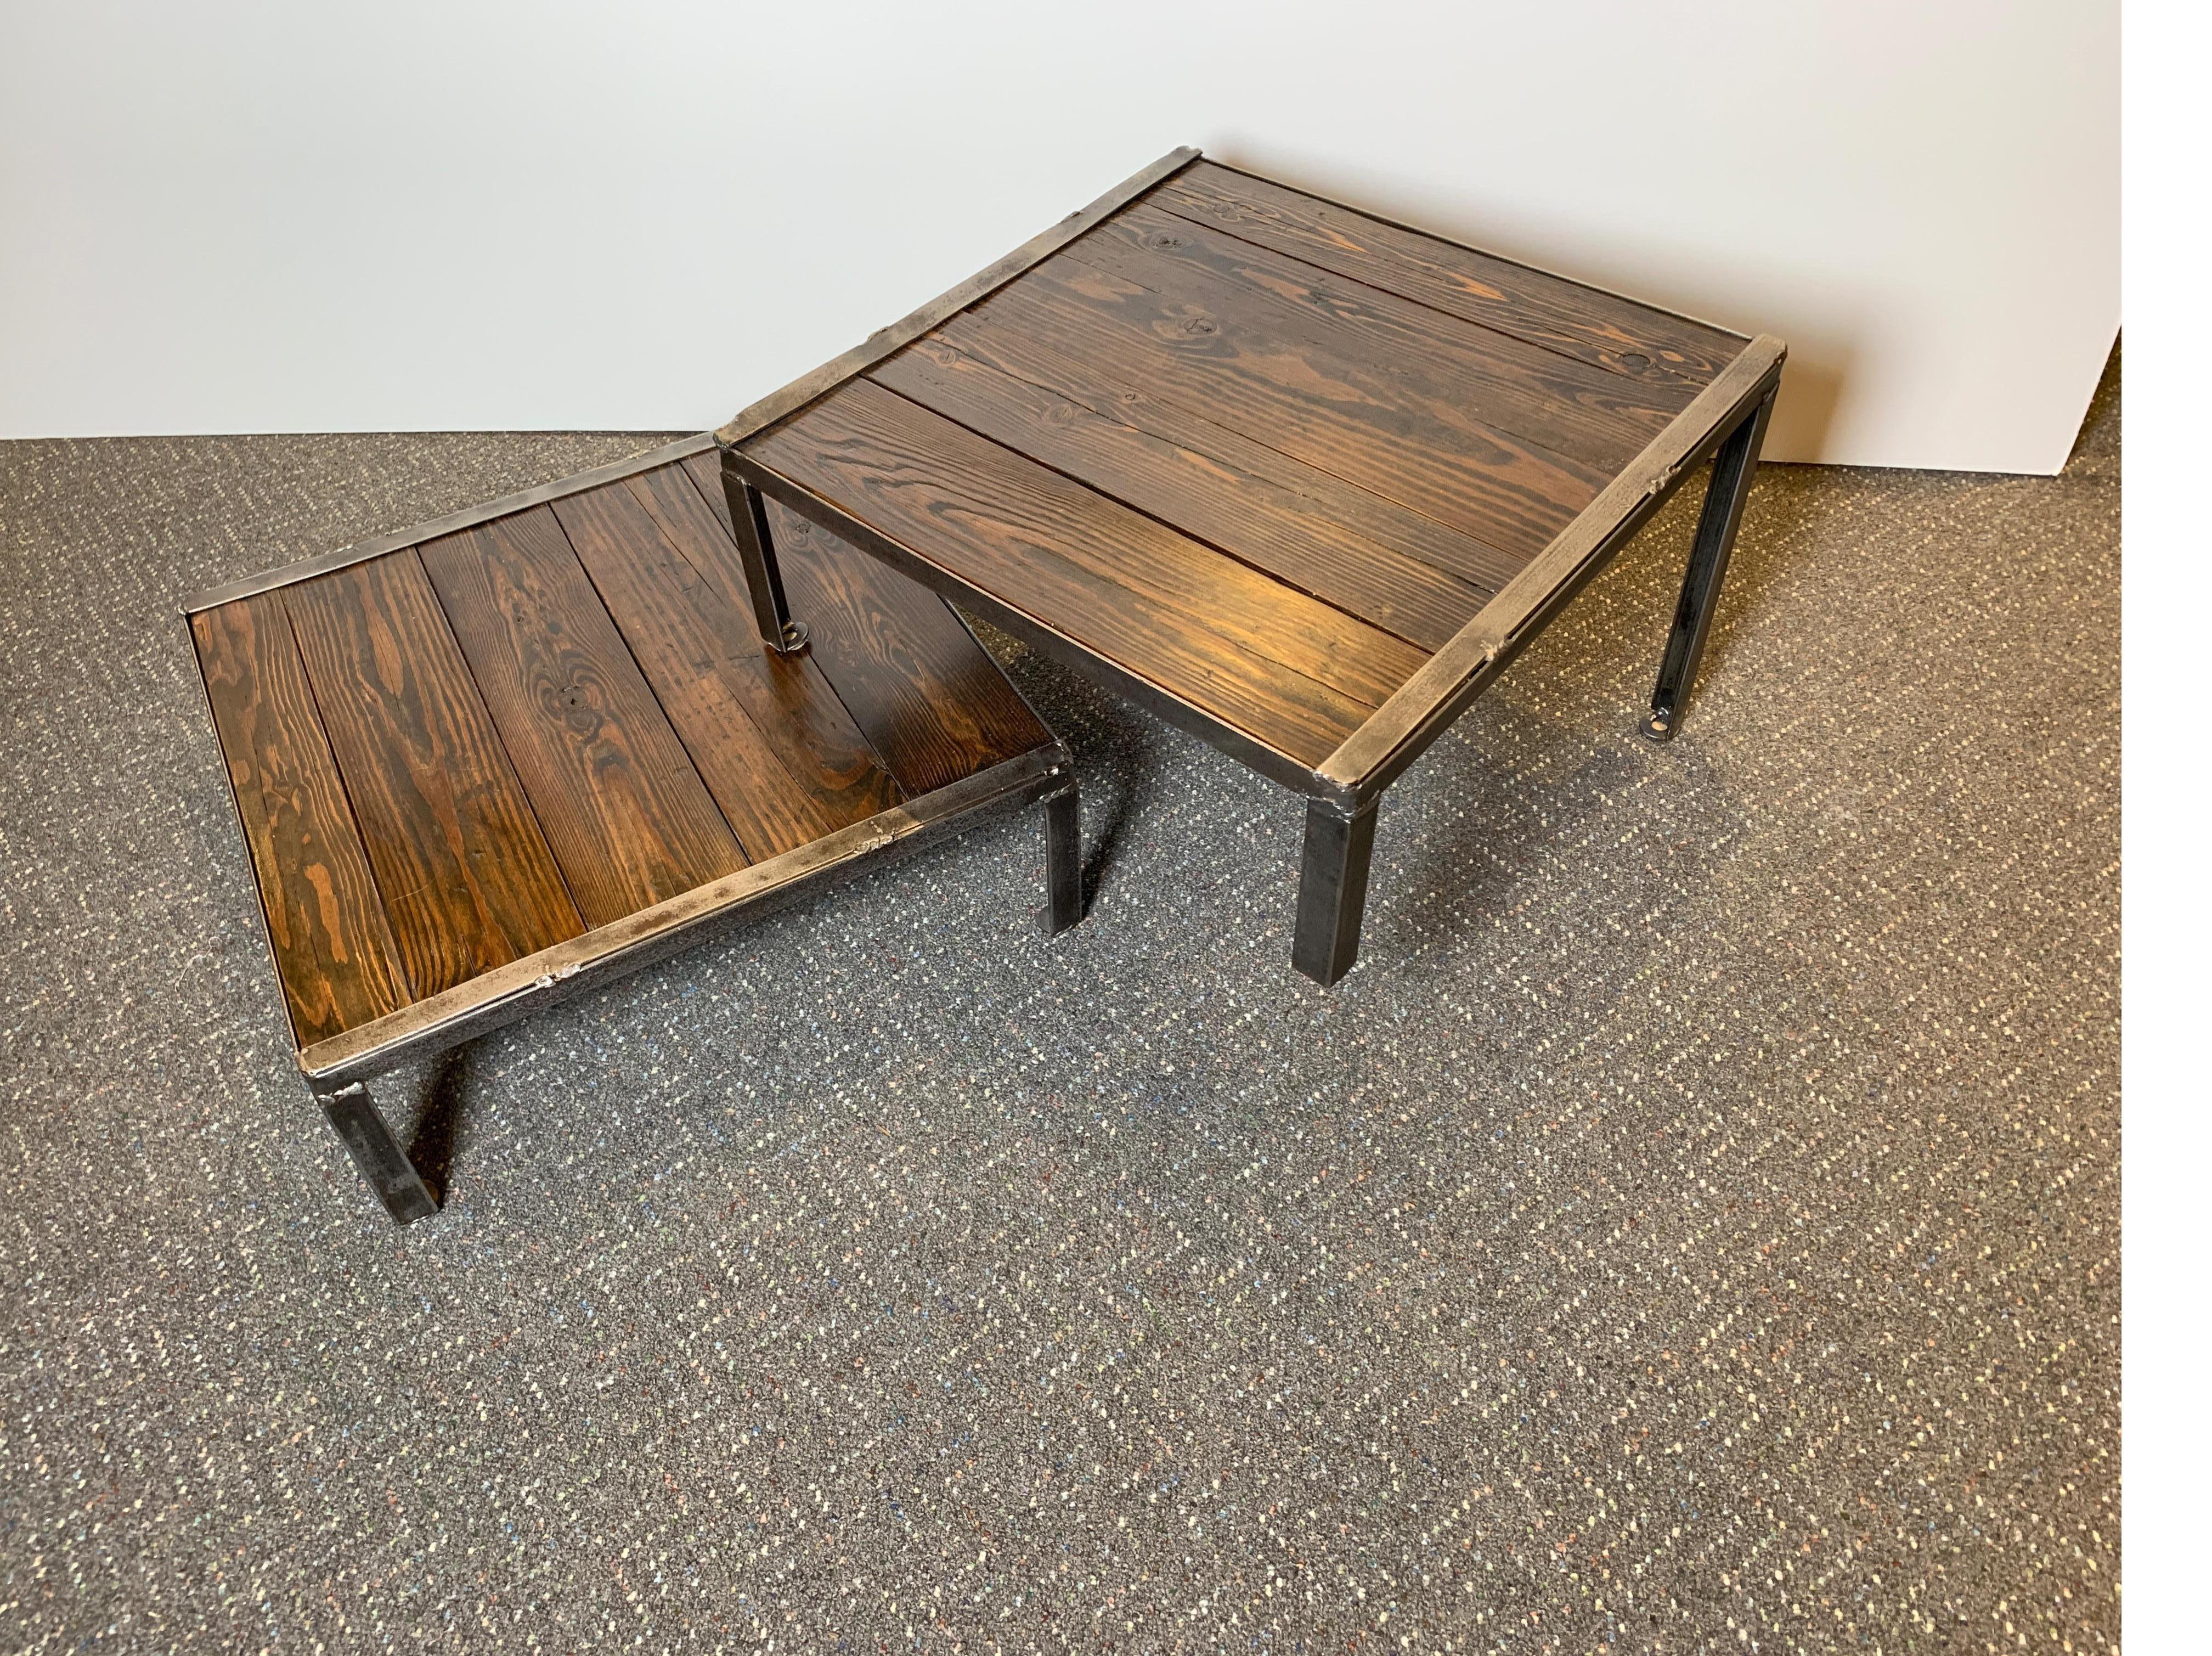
<box><xmin>1643</xmin><ymin>388</ymin><xmax>1776</xmax><ymax>742</ymax></box>
<box><xmin>315</xmin><ymin>1082</ymin><xmax>439</xmax><ymax>1225</ymax></box>
<box><xmin>1042</xmin><ymin>784</ymin><xmax>1084</xmax><ymax>935</ymax></box>
<box><xmin>718</xmin><ymin>447</ymin><xmax>810</xmax><ymax>656</ymax></box>
<box><xmin>1291</xmin><ymin>796</ymin><xmax>1378</xmax><ymax>987</ymax></box>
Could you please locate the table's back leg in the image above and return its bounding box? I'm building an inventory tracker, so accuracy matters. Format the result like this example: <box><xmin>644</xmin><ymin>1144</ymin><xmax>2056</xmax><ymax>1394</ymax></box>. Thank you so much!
<box><xmin>1292</xmin><ymin>796</ymin><xmax>1379</xmax><ymax>987</ymax></box>
<box><xmin>718</xmin><ymin>448</ymin><xmax>812</xmax><ymax>656</ymax></box>
<box><xmin>1042</xmin><ymin>780</ymin><xmax>1085</xmax><ymax>935</ymax></box>
<box><xmin>313</xmin><ymin>1081</ymin><xmax>439</xmax><ymax>1225</ymax></box>
<box><xmin>1643</xmin><ymin>388</ymin><xmax>1777</xmax><ymax>742</ymax></box>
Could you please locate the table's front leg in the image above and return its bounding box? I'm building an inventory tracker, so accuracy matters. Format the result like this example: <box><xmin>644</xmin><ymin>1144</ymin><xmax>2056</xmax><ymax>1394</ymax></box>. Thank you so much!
<box><xmin>313</xmin><ymin>1080</ymin><xmax>439</xmax><ymax>1225</ymax></box>
<box><xmin>718</xmin><ymin>448</ymin><xmax>812</xmax><ymax>656</ymax></box>
<box><xmin>1292</xmin><ymin>796</ymin><xmax>1379</xmax><ymax>987</ymax></box>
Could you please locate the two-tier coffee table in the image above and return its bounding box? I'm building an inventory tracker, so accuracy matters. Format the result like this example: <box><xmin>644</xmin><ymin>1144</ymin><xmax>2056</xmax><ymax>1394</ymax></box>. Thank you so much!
<box><xmin>718</xmin><ymin>147</ymin><xmax>1785</xmax><ymax>985</ymax></box>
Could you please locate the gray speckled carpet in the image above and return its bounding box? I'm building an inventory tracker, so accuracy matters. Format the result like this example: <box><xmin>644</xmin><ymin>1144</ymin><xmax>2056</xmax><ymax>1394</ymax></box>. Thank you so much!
<box><xmin>0</xmin><ymin>353</ymin><xmax>2119</xmax><ymax>1654</ymax></box>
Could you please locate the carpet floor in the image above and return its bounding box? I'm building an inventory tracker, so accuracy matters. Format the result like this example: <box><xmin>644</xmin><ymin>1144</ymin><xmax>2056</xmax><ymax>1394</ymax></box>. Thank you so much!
<box><xmin>0</xmin><ymin>353</ymin><xmax>2120</xmax><ymax>1653</ymax></box>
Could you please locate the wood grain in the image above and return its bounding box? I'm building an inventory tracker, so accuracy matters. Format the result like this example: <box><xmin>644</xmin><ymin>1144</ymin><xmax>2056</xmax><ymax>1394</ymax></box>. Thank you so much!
<box><xmin>744</xmin><ymin>380</ymin><xmax>1427</xmax><ymax>766</ymax></box>
<box><xmin>1156</xmin><ymin>163</ymin><xmax>1746</xmax><ymax>388</ymax></box>
<box><xmin>872</xmin><ymin>335</ymin><xmax>1492</xmax><ymax>650</ymax></box>
<box><xmin>417</xmin><ymin>505</ymin><xmax>746</xmax><ymax>925</ymax></box>
<box><xmin>1070</xmin><ymin>202</ymin><xmax>1679</xmax><ymax>466</ymax></box>
<box><xmin>926</xmin><ymin>306</ymin><xmax>1528</xmax><ymax>591</ymax></box>
<box><xmin>284</xmin><ymin>551</ymin><xmax>584</xmax><ymax>996</ymax></box>
<box><xmin>958</xmin><ymin>252</ymin><xmax>1606</xmax><ymax>560</ymax></box>
<box><xmin>676</xmin><ymin>450</ymin><xmax>1052</xmax><ymax>796</ymax></box>
<box><xmin>192</xmin><ymin>594</ymin><xmax>410</xmax><ymax>1043</ymax></box>
<box><xmin>552</xmin><ymin>470</ymin><xmax>901</xmax><ymax>859</ymax></box>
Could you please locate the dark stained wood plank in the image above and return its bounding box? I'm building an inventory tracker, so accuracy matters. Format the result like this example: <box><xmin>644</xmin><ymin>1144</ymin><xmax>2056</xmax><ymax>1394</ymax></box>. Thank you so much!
<box><xmin>417</xmin><ymin>505</ymin><xmax>747</xmax><ymax>925</ymax></box>
<box><xmin>1155</xmin><ymin>163</ymin><xmax>1746</xmax><ymax>388</ymax></box>
<box><xmin>191</xmin><ymin>595</ymin><xmax>411</xmax><ymax>1043</ymax></box>
<box><xmin>551</xmin><ymin>471</ymin><xmax>902</xmax><ymax>859</ymax></box>
<box><xmin>676</xmin><ymin>450</ymin><xmax>1052</xmax><ymax>796</ymax></box>
<box><xmin>284</xmin><ymin>553</ymin><xmax>584</xmax><ymax>996</ymax></box>
<box><xmin>958</xmin><ymin>254</ymin><xmax>1604</xmax><ymax>560</ymax></box>
<box><xmin>872</xmin><ymin>335</ymin><xmax>1492</xmax><ymax>650</ymax></box>
<box><xmin>1069</xmin><ymin>202</ymin><xmax>1681</xmax><ymax>464</ymax></box>
<box><xmin>927</xmin><ymin>306</ymin><xmax>1527</xmax><ymax>592</ymax></box>
<box><xmin>744</xmin><ymin>380</ymin><xmax>1427</xmax><ymax>767</ymax></box>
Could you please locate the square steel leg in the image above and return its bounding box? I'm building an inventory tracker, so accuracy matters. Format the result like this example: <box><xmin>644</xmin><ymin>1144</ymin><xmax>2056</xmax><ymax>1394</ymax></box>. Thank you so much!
<box><xmin>1042</xmin><ymin>784</ymin><xmax>1084</xmax><ymax>935</ymax></box>
<box><xmin>314</xmin><ymin>1082</ymin><xmax>439</xmax><ymax>1225</ymax></box>
<box><xmin>718</xmin><ymin>447</ymin><xmax>811</xmax><ymax>656</ymax></box>
<box><xmin>1643</xmin><ymin>389</ymin><xmax>1776</xmax><ymax>742</ymax></box>
<box><xmin>1291</xmin><ymin>796</ymin><xmax>1379</xmax><ymax>987</ymax></box>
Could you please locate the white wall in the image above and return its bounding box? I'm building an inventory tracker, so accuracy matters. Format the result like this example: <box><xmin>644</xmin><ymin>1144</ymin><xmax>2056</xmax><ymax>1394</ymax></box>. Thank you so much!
<box><xmin>0</xmin><ymin>1</ymin><xmax>2116</xmax><ymax>471</ymax></box>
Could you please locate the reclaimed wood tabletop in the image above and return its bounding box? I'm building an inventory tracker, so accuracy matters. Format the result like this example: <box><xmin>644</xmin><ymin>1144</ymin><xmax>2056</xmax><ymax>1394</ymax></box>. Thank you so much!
<box><xmin>716</xmin><ymin>148</ymin><xmax>1786</xmax><ymax>985</ymax></box>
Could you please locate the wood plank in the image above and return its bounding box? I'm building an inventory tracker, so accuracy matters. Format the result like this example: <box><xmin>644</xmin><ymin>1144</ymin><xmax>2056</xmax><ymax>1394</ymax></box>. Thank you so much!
<box><xmin>284</xmin><ymin>552</ymin><xmax>584</xmax><ymax>997</ymax></box>
<box><xmin>551</xmin><ymin>470</ymin><xmax>902</xmax><ymax>859</ymax></box>
<box><xmin>715</xmin><ymin>147</ymin><xmax>1200</xmax><ymax>447</ymax></box>
<box><xmin>927</xmin><ymin>306</ymin><xmax>1527</xmax><ymax>591</ymax></box>
<box><xmin>676</xmin><ymin>450</ymin><xmax>1053</xmax><ymax>796</ymax></box>
<box><xmin>872</xmin><ymin>335</ymin><xmax>1492</xmax><ymax>651</ymax></box>
<box><xmin>744</xmin><ymin>380</ymin><xmax>1427</xmax><ymax>767</ymax></box>
<box><xmin>417</xmin><ymin>505</ymin><xmax>747</xmax><ymax>925</ymax></box>
<box><xmin>1068</xmin><ymin>202</ymin><xmax>1681</xmax><ymax>465</ymax></box>
<box><xmin>191</xmin><ymin>594</ymin><xmax>410</xmax><ymax>1044</ymax></box>
<box><xmin>958</xmin><ymin>254</ymin><xmax>1605</xmax><ymax>560</ymax></box>
<box><xmin>1156</xmin><ymin>163</ymin><xmax>1745</xmax><ymax>388</ymax></box>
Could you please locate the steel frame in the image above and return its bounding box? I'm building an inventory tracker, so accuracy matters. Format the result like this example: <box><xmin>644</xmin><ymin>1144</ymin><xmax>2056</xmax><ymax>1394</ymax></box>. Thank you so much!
<box><xmin>715</xmin><ymin>145</ymin><xmax>1786</xmax><ymax>987</ymax></box>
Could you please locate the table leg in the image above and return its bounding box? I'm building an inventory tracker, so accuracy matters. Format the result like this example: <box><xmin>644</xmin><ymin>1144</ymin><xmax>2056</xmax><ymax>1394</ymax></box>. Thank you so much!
<box><xmin>1042</xmin><ymin>782</ymin><xmax>1084</xmax><ymax>936</ymax></box>
<box><xmin>1292</xmin><ymin>796</ymin><xmax>1379</xmax><ymax>987</ymax></box>
<box><xmin>718</xmin><ymin>448</ymin><xmax>811</xmax><ymax>656</ymax></box>
<box><xmin>314</xmin><ymin>1081</ymin><xmax>439</xmax><ymax>1225</ymax></box>
<box><xmin>1643</xmin><ymin>388</ymin><xmax>1776</xmax><ymax>742</ymax></box>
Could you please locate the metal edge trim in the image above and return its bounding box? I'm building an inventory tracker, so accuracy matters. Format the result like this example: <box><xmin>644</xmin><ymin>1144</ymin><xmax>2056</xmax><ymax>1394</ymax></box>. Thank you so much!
<box><xmin>180</xmin><ymin>433</ymin><xmax>716</xmax><ymax>615</ymax></box>
<box><xmin>1318</xmin><ymin>335</ymin><xmax>1788</xmax><ymax>796</ymax></box>
<box><xmin>293</xmin><ymin>746</ymin><xmax>1067</xmax><ymax>1085</ymax></box>
<box><xmin>713</xmin><ymin>147</ymin><xmax>1202</xmax><ymax>449</ymax></box>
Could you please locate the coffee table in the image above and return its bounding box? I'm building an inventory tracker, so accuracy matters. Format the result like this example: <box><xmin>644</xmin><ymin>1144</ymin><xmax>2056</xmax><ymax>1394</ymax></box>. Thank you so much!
<box><xmin>184</xmin><ymin>437</ymin><xmax>1078</xmax><ymax>1222</ymax></box>
<box><xmin>715</xmin><ymin>147</ymin><xmax>1784</xmax><ymax>984</ymax></box>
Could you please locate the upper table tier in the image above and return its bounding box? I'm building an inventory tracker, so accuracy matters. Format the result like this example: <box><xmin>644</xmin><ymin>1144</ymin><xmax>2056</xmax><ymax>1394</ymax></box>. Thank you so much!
<box><xmin>721</xmin><ymin>151</ymin><xmax>1782</xmax><ymax>796</ymax></box>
